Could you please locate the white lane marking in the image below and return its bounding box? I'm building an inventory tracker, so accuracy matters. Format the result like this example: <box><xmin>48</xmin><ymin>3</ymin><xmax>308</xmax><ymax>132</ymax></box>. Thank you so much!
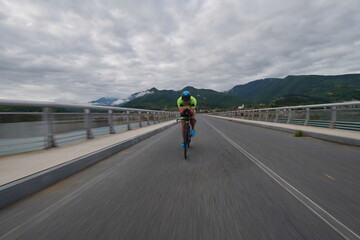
<box><xmin>204</xmin><ymin>118</ymin><xmax>360</xmax><ymax>240</ymax></box>
<box><xmin>0</xmin><ymin>126</ymin><xmax>178</xmax><ymax>240</ymax></box>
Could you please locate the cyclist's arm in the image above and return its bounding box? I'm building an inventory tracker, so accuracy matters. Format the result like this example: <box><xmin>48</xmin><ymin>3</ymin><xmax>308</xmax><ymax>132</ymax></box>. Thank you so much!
<box><xmin>190</xmin><ymin>97</ymin><xmax>197</xmax><ymax>108</ymax></box>
<box><xmin>179</xmin><ymin>107</ymin><xmax>190</xmax><ymax>115</ymax></box>
<box><xmin>177</xmin><ymin>97</ymin><xmax>182</xmax><ymax>108</ymax></box>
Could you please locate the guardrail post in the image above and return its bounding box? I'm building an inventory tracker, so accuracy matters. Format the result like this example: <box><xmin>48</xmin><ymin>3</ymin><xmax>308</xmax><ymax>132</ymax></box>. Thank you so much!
<box><xmin>108</xmin><ymin>110</ymin><xmax>115</xmax><ymax>134</ymax></box>
<box><xmin>287</xmin><ymin>109</ymin><xmax>292</xmax><ymax>124</ymax></box>
<box><xmin>84</xmin><ymin>109</ymin><xmax>94</xmax><ymax>139</ymax></box>
<box><xmin>252</xmin><ymin>110</ymin><xmax>255</xmax><ymax>120</ymax></box>
<box><xmin>265</xmin><ymin>110</ymin><xmax>269</xmax><ymax>121</ymax></box>
<box><xmin>304</xmin><ymin>108</ymin><xmax>310</xmax><ymax>126</ymax></box>
<box><xmin>127</xmin><ymin>111</ymin><xmax>131</xmax><ymax>130</ymax></box>
<box><xmin>258</xmin><ymin>110</ymin><xmax>261</xmax><ymax>120</ymax></box>
<box><xmin>138</xmin><ymin>111</ymin><xmax>142</xmax><ymax>127</ymax></box>
<box><xmin>147</xmin><ymin>112</ymin><xmax>150</xmax><ymax>125</ymax></box>
<box><xmin>274</xmin><ymin>110</ymin><xmax>279</xmax><ymax>123</ymax></box>
<box><xmin>330</xmin><ymin>106</ymin><xmax>336</xmax><ymax>128</ymax></box>
<box><xmin>153</xmin><ymin>112</ymin><xmax>156</xmax><ymax>124</ymax></box>
<box><xmin>43</xmin><ymin>107</ymin><xmax>57</xmax><ymax>148</ymax></box>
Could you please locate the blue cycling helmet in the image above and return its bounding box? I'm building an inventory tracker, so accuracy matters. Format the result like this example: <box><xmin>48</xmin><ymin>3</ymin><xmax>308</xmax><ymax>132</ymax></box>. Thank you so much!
<box><xmin>181</xmin><ymin>91</ymin><xmax>191</xmax><ymax>100</ymax></box>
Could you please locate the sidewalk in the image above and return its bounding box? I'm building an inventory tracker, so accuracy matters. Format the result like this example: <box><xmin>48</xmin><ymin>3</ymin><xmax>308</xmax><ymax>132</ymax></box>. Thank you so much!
<box><xmin>208</xmin><ymin>115</ymin><xmax>360</xmax><ymax>147</ymax></box>
<box><xmin>0</xmin><ymin>120</ymin><xmax>177</xmax><ymax>208</ymax></box>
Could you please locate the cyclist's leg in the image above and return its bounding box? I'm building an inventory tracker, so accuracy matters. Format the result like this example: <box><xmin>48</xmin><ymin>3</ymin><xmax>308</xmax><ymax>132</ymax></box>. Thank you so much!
<box><xmin>190</xmin><ymin>119</ymin><xmax>196</xmax><ymax>129</ymax></box>
<box><xmin>180</xmin><ymin>119</ymin><xmax>186</xmax><ymax>143</ymax></box>
<box><xmin>189</xmin><ymin>108</ymin><xmax>196</xmax><ymax>129</ymax></box>
<box><xmin>190</xmin><ymin>109</ymin><xmax>196</xmax><ymax>136</ymax></box>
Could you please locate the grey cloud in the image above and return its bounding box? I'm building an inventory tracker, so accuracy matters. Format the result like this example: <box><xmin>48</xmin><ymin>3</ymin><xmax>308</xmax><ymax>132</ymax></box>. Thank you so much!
<box><xmin>0</xmin><ymin>0</ymin><xmax>359</xmax><ymax>102</ymax></box>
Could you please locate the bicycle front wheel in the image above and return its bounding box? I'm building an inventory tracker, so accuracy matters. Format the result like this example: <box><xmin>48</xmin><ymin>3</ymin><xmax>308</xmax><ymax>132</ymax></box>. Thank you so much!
<box><xmin>184</xmin><ymin>133</ymin><xmax>188</xmax><ymax>159</ymax></box>
<box><xmin>184</xmin><ymin>125</ymin><xmax>190</xmax><ymax>159</ymax></box>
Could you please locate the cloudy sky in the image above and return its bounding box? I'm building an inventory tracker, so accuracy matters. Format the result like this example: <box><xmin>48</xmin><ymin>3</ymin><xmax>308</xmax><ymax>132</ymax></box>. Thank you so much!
<box><xmin>0</xmin><ymin>0</ymin><xmax>359</xmax><ymax>103</ymax></box>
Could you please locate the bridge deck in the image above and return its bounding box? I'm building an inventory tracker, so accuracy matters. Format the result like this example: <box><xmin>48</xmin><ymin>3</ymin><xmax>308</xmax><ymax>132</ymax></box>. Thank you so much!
<box><xmin>0</xmin><ymin>115</ymin><xmax>359</xmax><ymax>239</ymax></box>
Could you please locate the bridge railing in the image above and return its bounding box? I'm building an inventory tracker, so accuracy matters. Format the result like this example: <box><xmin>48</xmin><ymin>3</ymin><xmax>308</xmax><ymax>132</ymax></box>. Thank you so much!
<box><xmin>212</xmin><ymin>101</ymin><xmax>360</xmax><ymax>131</ymax></box>
<box><xmin>0</xmin><ymin>99</ymin><xmax>178</xmax><ymax>156</ymax></box>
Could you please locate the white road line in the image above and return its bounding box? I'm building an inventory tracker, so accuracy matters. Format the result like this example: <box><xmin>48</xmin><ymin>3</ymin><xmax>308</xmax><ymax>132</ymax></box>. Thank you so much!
<box><xmin>204</xmin><ymin>118</ymin><xmax>360</xmax><ymax>240</ymax></box>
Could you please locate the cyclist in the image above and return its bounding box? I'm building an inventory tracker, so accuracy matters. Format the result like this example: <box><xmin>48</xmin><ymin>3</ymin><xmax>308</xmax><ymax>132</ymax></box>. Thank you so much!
<box><xmin>177</xmin><ymin>91</ymin><xmax>197</xmax><ymax>148</ymax></box>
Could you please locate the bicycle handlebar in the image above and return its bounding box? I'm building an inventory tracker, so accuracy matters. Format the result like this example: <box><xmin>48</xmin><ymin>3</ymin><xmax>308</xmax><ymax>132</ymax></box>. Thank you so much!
<box><xmin>176</xmin><ymin>108</ymin><xmax>195</xmax><ymax>122</ymax></box>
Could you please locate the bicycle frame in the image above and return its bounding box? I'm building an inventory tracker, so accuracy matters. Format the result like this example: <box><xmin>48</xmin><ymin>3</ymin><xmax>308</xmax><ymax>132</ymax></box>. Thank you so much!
<box><xmin>177</xmin><ymin>109</ymin><xmax>192</xmax><ymax>159</ymax></box>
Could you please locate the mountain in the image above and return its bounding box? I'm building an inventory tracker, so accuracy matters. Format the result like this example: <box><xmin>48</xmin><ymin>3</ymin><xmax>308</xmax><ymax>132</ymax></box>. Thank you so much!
<box><xmin>228</xmin><ymin>74</ymin><xmax>360</xmax><ymax>104</ymax></box>
<box><xmin>112</xmin><ymin>89</ymin><xmax>155</xmax><ymax>105</ymax></box>
<box><xmin>90</xmin><ymin>74</ymin><xmax>360</xmax><ymax>110</ymax></box>
<box><xmin>121</xmin><ymin>86</ymin><xmax>248</xmax><ymax>111</ymax></box>
<box><xmin>89</xmin><ymin>89</ymin><xmax>156</xmax><ymax>106</ymax></box>
<box><xmin>269</xmin><ymin>95</ymin><xmax>329</xmax><ymax>107</ymax></box>
<box><xmin>89</xmin><ymin>97</ymin><xmax>119</xmax><ymax>106</ymax></box>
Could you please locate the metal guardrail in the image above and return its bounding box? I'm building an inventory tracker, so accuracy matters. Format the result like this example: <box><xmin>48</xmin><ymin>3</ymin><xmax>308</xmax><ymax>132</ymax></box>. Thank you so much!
<box><xmin>0</xmin><ymin>99</ymin><xmax>178</xmax><ymax>156</ymax></box>
<box><xmin>212</xmin><ymin>101</ymin><xmax>360</xmax><ymax>131</ymax></box>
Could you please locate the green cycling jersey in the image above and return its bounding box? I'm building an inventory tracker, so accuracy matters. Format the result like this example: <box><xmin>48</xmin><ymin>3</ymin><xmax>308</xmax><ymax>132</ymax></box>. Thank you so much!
<box><xmin>177</xmin><ymin>96</ymin><xmax>197</xmax><ymax>108</ymax></box>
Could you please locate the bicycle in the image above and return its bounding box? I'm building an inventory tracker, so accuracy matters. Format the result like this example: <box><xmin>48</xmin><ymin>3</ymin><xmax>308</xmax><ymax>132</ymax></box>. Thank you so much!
<box><xmin>177</xmin><ymin>108</ymin><xmax>192</xmax><ymax>159</ymax></box>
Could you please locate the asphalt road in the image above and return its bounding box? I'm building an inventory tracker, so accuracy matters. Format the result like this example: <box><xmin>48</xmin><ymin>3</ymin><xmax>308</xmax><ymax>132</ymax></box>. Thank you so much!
<box><xmin>0</xmin><ymin>115</ymin><xmax>359</xmax><ymax>240</ymax></box>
